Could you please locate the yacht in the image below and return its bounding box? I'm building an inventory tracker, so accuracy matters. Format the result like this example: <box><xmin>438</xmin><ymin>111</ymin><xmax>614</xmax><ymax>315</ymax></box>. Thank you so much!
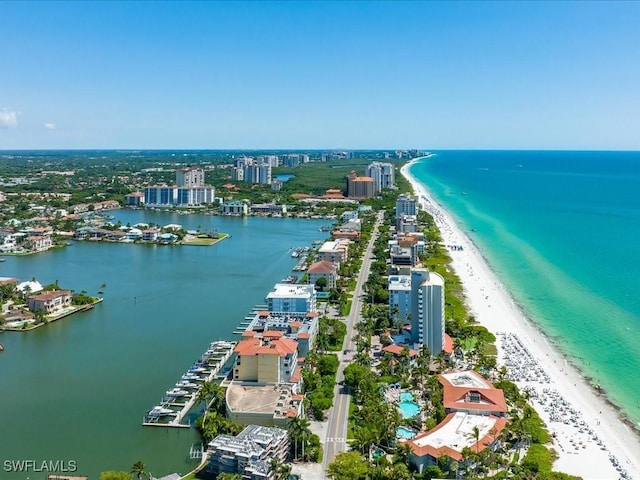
<box><xmin>166</xmin><ymin>388</ymin><xmax>190</xmax><ymax>397</ymax></box>
<box><xmin>176</xmin><ymin>380</ymin><xmax>199</xmax><ymax>389</ymax></box>
<box><xmin>148</xmin><ymin>406</ymin><xmax>176</xmax><ymax>416</ymax></box>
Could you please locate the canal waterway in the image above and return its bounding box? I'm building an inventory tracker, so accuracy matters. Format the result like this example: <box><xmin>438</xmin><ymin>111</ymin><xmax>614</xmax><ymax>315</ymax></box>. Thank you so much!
<box><xmin>0</xmin><ymin>211</ymin><xmax>331</xmax><ymax>479</ymax></box>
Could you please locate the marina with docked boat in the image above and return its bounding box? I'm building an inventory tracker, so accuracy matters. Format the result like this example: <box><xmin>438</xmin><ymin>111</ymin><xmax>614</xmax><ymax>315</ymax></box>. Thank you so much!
<box><xmin>0</xmin><ymin>211</ymin><xmax>332</xmax><ymax>479</ymax></box>
<box><xmin>142</xmin><ymin>340</ymin><xmax>235</xmax><ymax>428</ymax></box>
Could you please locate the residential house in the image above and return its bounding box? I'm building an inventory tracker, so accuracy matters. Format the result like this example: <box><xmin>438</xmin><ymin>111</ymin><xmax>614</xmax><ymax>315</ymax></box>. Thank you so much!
<box><xmin>0</xmin><ymin>229</ymin><xmax>19</xmax><ymax>252</ymax></box>
<box><xmin>28</xmin><ymin>290</ymin><xmax>72</xmax><ymax>315</ymax></box>
<box><xmin>26</xmin><ymin>235</ymin><xmax>53</xmax><ymax>252</ymax></box>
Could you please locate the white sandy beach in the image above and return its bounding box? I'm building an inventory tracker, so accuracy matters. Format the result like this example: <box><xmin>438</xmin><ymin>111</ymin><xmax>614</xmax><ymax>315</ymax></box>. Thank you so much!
<box><xmin>402</xmin><ymin>159</ymin><xmax>640</xmax><ymax>480</ymax></box>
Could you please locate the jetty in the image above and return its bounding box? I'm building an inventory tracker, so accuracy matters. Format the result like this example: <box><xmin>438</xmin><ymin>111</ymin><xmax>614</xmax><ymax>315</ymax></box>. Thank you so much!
<box><xmin>142</xmin><ymin>340</ymin><xmax>235</xmax><ymax>428</ymax></box>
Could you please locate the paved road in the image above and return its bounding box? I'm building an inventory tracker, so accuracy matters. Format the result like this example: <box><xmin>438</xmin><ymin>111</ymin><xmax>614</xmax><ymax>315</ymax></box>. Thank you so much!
<box><xmin>321</xmin><ymin>211</ymin><xmax>384</xmax><ymax>475</ymax></box>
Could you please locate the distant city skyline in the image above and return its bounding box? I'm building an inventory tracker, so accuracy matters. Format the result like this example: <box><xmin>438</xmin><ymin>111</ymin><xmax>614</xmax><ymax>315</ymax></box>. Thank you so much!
<box><xmin>1</xmin><ymin>1</ymin><xmax>639</xmax><ymax>150</ymax></box>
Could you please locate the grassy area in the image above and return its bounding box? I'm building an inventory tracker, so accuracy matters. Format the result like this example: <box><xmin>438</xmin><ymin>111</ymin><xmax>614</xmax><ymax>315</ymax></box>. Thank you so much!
<box><xmin>341</xmin><ymin>299</ymin><xmax>353</xmax><ymax>316</ymax></box>
<box><xmin>180</xmin><ymin>233</ymin><xmax>229</xmax><ymax>246</ymax></box>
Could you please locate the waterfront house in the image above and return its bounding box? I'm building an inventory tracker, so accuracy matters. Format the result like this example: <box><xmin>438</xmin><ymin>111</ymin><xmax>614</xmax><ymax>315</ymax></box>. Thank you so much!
<box><xmin>142</xmin><ymin>228</ymin><xmax>160</xmax><ymax>241</ymax></box>
<box><xmin>26</xmin><ymin>235</ymin><xmax>53</xmax><ymax>252</ymax></box>
<box><xmin>28</xmin><ymin>290</ymin><xmax>72</xmax><ymax>315</ymax></box>
<box><xmin>16</xmin><ymin>280</ymin><xmax>44</xmax><ymax>295</ymax></box>
<box><xmin>105</xmin><ymin>230</ymin><xmax>126</xmax><ymax>242</ymax></box>
<box><xmin>157</xmin><ymin>232</ymin><xmax>178</xmax><ymax>244</ymax></box>
<box><xmin>0</xmin><ymin>229</ymin><xmax>19</xmax><ymax>252</ymax></box>
<box><xmin>125</xmin><ymin>228</ymin><xmax>143</xmax><ymax>241</ymax></box>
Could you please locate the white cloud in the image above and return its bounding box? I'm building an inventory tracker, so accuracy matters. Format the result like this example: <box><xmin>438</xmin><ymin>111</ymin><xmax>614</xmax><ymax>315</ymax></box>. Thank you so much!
<box><xmin>44</xmin><ymin>122</ymin><xmax>56</xmax><ymax>130</ymax></box>
<box><xmin>0</xmin><ymin>108</ymin><xmax>18</xmax><ymax>128</ymax></box>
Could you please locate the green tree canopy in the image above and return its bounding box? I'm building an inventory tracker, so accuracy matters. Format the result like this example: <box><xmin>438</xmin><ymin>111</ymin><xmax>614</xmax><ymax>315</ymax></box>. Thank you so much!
<box><xmin>327</xmin><ymin>451</ymin><xmax>369</xmax><ymax>480</ymax></box>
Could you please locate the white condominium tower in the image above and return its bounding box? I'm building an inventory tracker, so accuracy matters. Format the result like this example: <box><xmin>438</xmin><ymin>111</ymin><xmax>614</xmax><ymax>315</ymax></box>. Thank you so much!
<box><xmin>410</xmin><ymin>268</ymin><xmax>445</xmax><ymax>356</ymax></box>
<box><xmin>366</xmin><ymin>162</ymin><xmax>395</xmax><ymax>192</ymax></box>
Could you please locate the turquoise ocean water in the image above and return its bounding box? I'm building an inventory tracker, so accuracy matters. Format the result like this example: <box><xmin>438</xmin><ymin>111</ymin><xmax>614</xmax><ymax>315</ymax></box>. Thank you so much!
<box><xmin>409</xmin><ymin>151</ymin><xmax>640</xmax><ymax>426</ymax></box>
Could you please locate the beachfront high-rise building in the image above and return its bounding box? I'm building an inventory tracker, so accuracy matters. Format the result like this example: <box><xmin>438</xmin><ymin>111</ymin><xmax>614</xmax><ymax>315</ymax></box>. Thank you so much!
<box><xmin>396</xmin><ymin>193</ymin><xmax>419</xmax><ymax>217</ymax></box>
<box><xmin>389</xmin><ymin>274</ymin><xmax>412</xmax><ymax>326</ymax></box>
<box><xmin>366</xmin><ymin>162</ymin><xmax>395</xmax><ymax>192</ymax></box>
<box><xmin>410</xmin><ymin>268</ymin><xmax>445</xmax><ymax>355</ymax></box>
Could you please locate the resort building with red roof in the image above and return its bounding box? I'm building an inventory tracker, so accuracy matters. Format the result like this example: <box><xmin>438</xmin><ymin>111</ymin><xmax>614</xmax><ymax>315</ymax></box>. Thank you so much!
<box><xmin>406</xmin><ymin>370</ymin><xmax>508</xmax><ymax>473</ymax></box>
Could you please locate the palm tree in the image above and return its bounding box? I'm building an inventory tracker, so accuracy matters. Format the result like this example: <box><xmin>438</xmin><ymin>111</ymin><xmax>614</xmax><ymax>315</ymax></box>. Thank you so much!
<box><xmin>131</xmin><ymin>460</ymin><xmax>147</xmax><ymax>480</ymax></box>
<box><xmin>269</xmin><ymin>457</ymin><xmax>291</xmax><ymax>480</ymax></box>
<box><xmin>287</xmin><ymin>416</ymin><xmax>303</xmax><ymax>460</ymax></box>
<box><xmin>467</xmin><ymin>425</ymin><xmax>481</xmax><ymax>453</ymax></box>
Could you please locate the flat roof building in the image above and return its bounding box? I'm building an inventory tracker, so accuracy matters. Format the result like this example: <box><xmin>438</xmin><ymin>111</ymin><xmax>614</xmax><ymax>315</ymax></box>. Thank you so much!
<box><xmin>205</xmin><ymin>424</ymin><xmax>289</xmax><ymax>480</ymax></box>
<box><xmin>265</xmin><ymin>284</ymin><xmax>316</xmax><ymax>315</ymax></box>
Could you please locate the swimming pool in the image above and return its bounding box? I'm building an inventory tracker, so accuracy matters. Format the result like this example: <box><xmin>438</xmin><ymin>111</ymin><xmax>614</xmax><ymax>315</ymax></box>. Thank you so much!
<box><xmin>398</xmin><ymin>401</ymin><xmax>420</xmax><ymax>418</ymax></box>
<box><xmin>399</xmin><ymin>391</ymin><xmax>415</xmax><ymax>402</ymax></box>
<box><xmin>396</xmin><ymin>426</ymin><xmax>415</xmax><ymax>440</ymax></box>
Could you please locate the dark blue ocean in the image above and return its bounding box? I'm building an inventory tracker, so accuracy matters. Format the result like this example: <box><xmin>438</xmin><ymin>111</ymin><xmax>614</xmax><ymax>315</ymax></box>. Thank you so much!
<box><xmin>410</xmin><ymin>151</ymin><xmax>640</xmax><ymax>425</ymax></box>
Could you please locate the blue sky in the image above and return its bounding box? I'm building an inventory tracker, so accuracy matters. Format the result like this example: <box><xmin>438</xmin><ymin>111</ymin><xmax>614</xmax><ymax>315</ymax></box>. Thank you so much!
<box><xmin>1</xmin><ymin>1</ymin><xmax>639</xmax><ymax>150</ymax></box>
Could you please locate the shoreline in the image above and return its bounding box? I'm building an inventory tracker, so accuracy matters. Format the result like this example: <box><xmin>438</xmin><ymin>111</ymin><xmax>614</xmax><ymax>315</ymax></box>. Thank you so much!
<box><xmin>401</xmin><ymin>158</ymin><xmax>640</xmax><ymax>479</ymax></box>
<box><xmin>1</xmin><ymin>298</ymin><xmax>103</xmax><ymax>332</ymax></box>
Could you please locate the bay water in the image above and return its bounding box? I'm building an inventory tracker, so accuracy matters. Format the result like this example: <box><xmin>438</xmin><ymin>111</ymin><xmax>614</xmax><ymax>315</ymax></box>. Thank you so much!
<box><xmin>0</xmin><ymin>212</ymin><xmax>330</xmax><ymax>479</ymax></box>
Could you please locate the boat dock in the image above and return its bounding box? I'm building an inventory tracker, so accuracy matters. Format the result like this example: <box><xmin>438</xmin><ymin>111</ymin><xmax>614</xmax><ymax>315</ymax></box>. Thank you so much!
<box><xmin>142</xmin><ymin>340</ymin><xmax>236</xmax><ymax>428</ymax></box>
<box><xmin>293</xmin><ymin>255</ymin><xmax>309</xmax><ymax>271</ymax></box>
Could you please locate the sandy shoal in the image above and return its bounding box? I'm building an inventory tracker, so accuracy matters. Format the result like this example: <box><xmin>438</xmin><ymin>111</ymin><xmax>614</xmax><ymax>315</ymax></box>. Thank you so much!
<box><xmin>401</xmin><ymin>159</ymin><xmax>640</xmax><ymax>480</ymax></box>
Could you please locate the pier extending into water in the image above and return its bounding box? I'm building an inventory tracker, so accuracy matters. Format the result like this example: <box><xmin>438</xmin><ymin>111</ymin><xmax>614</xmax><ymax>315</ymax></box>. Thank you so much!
<box><xmin>142</xmin><ymin>340</ymin><xmax>235</xmax><ymax>428</ymax></box>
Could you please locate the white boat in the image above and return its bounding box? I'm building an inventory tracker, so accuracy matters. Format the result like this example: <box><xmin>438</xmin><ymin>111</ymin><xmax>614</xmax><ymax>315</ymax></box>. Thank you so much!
<box><xmin>181</xmin><ymin>373</ymin><xmax>199</xmax><ymax>381</ymax></box>
<box><xmin>176</xmin><ymin>381</ymin><xmax>199</xmax><ymax>389</ymax></box>
<box><xmin>148</xmin><ymin>406</ymin><xmax>176</xmax><ymax>416</ymax></box>
<box><xmin>166</xmin><ymin>388</ymin><xmax>190</xmax><ymax>397</ymax></box>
